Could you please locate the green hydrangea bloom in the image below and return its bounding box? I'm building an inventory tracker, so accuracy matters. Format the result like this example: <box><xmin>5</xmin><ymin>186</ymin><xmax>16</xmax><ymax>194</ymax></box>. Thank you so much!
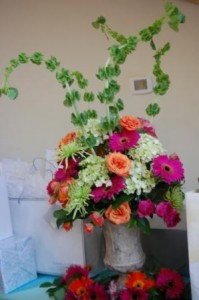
<box><xmin>129</xmin><ymin>133</ymin><xmax>165</xmax><ymax>163</ymax></box>
<box><xmin>125</xmin><ymin>161</ymin><xmax>155</xmax><ymax>195</ymax></box>
<box><xmin>79</xmin><ymin>155</ymin><xmax>109</xmax><ymax>187</ymax></box>
<box><xmin>78</xmin><ymin>119</ymin><xmax>107</xmax><ymax>145</ymax></box>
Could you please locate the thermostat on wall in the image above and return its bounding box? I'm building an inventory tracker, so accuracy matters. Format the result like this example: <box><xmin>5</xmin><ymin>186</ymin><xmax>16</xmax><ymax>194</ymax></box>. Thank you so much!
<box><xmin>131</xmin><ymin>76</ymin><xmax>153</xmax><ymax>95</ymax></box>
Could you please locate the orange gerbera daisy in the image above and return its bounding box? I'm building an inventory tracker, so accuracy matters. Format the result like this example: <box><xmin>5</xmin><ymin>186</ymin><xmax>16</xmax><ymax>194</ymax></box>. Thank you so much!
<box><xmin>68</xmin><ymin>276</ymin><xmax>93</xmax><ymax>299</ymax></box>
<box><xmin>125</xmin><ymin>271</ymin><xmax>155</xmax><ymax>290</ymax></box>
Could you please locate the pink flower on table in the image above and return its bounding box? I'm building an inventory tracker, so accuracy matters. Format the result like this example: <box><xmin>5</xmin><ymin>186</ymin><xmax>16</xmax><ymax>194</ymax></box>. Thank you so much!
<box><xmin>109</xmin><ymin>129</ymin><xmax>140</xmax><ymax>152</ymax></box>
<box><xmin>156</xmin><ymin>201</ymin><xmax>181</xmax><ymax>228</ymax></box>
<box><xmin>87</xmin><ymin>282</ymin><xmax>108</xmax><ymax>300</ymax></box>
<box><xmin>152</xmin><ymin>155</ymin><xmax>184</xmax><ymax>184</ymax></box>
<box><xmin>138</xmin><ymin>199</ymin><xmax>155</xmax><ymax>218</ymax></box>
<box><xmin>120</xmin><ymin>288</ymin><xmax>148</xmax><ymax>300</ymax></box>
<box><xmin>63</xmin><ymin>264</ymin><xmax>89</xmax><ymax>284</ymax></box>
<box><xmin>156</xmin><ymin>268</ymin><xmax>185</xmax><ymax>299</ymax></box>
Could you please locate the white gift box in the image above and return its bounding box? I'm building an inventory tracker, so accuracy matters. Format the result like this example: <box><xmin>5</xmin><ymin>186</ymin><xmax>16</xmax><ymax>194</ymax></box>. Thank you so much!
<box><xmin>0</xmin><ymin>235</ymin><xmax>37</xmax><ymax>294</ymax></box>
<box><xmin>9</xmin><ymin>197</ymin><xmax>85</xmax><ymax>275</ymax></box>
<box><xmin>185</xmin><ymin>191</ymin><xmax>199</xmax><ymax>300</ymax></box>
<box><xmin>0</xmin><ymin>176</ymin><xmax>13</xmax><ymax>240</ymax></box>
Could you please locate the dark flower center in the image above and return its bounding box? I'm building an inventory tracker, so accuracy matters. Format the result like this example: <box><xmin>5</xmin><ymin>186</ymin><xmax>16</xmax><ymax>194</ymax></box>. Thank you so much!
<box><xmin>120</xmin><ymin>137</ymin><xmax>128</xmax><ymax>144</ymax></box>
<box><xmin>164</xmin><ymin>165</ymin><xmax>172</xmax><ymax>172</ymax></box>
<box><xmin>132</xmin><ymin>293</ymin><xmax>138</xmax><ymax>299</ymax></box>
<box><xmin>90</xmin><ymin>294</ymin><xmax>96</xmax><ymax>299</ymax></box>
<box><xmin>168</xmin><ymin>280</ymin><xmax>174</xmax><ymax>288</ymax></box>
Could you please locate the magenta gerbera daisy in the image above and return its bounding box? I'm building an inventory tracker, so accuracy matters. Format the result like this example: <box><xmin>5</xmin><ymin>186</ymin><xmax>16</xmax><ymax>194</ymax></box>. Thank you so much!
<box><xmin>91</xmin><ymin>175</ymin><xmax>126</xmax><ymax>203</ymax></box>
<box><xmin>152</xmin><ymin>155</ymin><xmax>184</xmax><ymax>184</ymax></box>
<box><xmin>63</xmin><ymin>265</ymin><xmax>89</xmax><ymax>284</ymax></box>
<box><xmin>156</xmin><ymin>268</ymin><xmax>185</xmax><ymax>299</ymax></box>
<box><xmin>109</xmin><ymin>129</ymin><xmax>140</xmax><ymax>152</ymax></box>
<box><xmin>120</xmin><ymin>288</ymin><xmax>148</xmax><ymax>300</ymax></box>
<box><xmin>87</xmin><ymin>282</ymin><xmax>108</xmax><ymax>300</ymax></box>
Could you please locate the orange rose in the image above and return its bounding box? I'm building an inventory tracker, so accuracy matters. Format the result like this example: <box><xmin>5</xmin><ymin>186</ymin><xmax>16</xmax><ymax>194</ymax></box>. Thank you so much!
<box><xmin>58</xmin><ymin>178</ymin><xmax>74</xmax><ymax>206</ymax></box>
<box><xmin>58</xmin><ymin>132</ymin><xmax>76</xmax><ymax>148</ymax></box>
<box><xmin>105</xmin><ymin>202</ymin><xmax>131</xmax><ymax>225</ymax></box>
<box><xmin>120</xmin><ymin>115</ymin><xmax>141</xmax><ymax>131</ymax></box>
<box><xmin>106</xmin><ymin>152</ymin><xmax>131</xmax><ymax>177</ymax></box>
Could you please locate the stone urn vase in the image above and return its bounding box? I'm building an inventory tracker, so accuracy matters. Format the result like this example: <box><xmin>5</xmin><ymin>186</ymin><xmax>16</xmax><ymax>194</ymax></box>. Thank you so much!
<box><xmin>103</xmin><ymin>220</ymin><xmax>145</xmax><ymax>289</ymax></box>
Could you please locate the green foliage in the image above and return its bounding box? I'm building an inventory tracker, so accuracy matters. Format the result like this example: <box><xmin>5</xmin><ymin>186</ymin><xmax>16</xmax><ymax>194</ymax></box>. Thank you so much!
<box><xmin>146</xmin><ymin>103</ymin><xmax>160</xmax><ymax>117</ymax></box>
<box><xmin>56</xmin><ymin>68</ymin><xmax>73</xmax><ymax>87</ymax></box>
<box><xmin>18</xmin><ymin>52</ymin><xmax>29</xmax><ymax>63</ymax></box>
<box><xmin>64</xmin><ymin>90</ymin><xmax>80</xmax><ymax>107</ymax></box>
<box><xmin>30</xmin><ymin>52</ymin><xmax>44</xmax><ymax>65</ymax></box>
<box><xmin>45</xmin><ymin>56</ymin><xmax>60</xmax><ymax>71</ymax></box>
<box><xmin>165</xmin><ymin>2</ymin><xmax>186</xmax><ymax>31</ymax></box>
<box><xmin>7</xmin><ymin>87</ymin><xmax>19</xmax><ymax>100</ymax></box>
<box><xmin>0</xmin><ymin>2</ymin><xmax>185</xmax><ymax>128</ymax></box>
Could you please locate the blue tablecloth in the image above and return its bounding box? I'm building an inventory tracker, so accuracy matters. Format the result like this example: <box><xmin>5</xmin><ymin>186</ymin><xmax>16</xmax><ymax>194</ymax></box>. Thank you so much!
<box><xmin>0</xmin><ymin>275</ymin><xmax>57</xmax><ymax>300</ymax></box>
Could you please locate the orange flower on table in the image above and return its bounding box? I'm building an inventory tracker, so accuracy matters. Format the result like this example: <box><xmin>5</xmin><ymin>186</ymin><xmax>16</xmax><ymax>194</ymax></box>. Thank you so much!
<box><xmin>58</xmin><ymin>131</ymin><xmax>76</xmax><ymax>148</ymax></box>
<box><xmin>106</xmin><ymin>152</ymin><xmax>131</xmax><ymax>177</ymax></box>
<box><xmin>125</xmin><ymin>271</ymin><xmax>155</xmax><ymax>290</ymax></box>
<box><xmin>58</xmin><ymin>178</ymin><xmax>74</xmax><ymax>207</ymax></box>
<box><xmin>120</xmin><ymin>115</ymin><xmax>141</xmax><ymax>131</ymax></box>
<box><xmin>105</xmin><ymin>202</ymin><xmax>131</xmax><ymax>225</ymax></box>
<box><xmin>68</xmin><ymin>276</ymin><xmax>93</xmax><ymax>299</ymax></box>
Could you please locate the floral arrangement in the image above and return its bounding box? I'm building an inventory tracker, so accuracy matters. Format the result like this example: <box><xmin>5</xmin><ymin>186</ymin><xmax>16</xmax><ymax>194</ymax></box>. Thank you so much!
<box><xmin>41</xmin><ymin>264</ymin><xmax>191</xmax><ymax>300</ymax></box>
<box><xmin>0</xmin><ymin>2</ymin><xmax>185</xmax><ymax>234</ymax></box>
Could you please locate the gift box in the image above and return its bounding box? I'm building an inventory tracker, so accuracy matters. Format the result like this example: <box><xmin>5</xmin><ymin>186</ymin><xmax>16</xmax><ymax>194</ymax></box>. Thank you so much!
<box><xmin>9</xmin><ymin>198</ymin><xmax>85</xmax><ymax>275</ymax></box>
<box><xmin>0</xmin><ymin>235</ymin><xmax>37</xmax><ymax>294</ymax></box>
<box><xmin>0</xmin><ymin>176</ymin><xmax>13</xmax><ymax>240</ymax></box>
<box><xmin>186</xmin><ymin>191</ymin><xmax>199</xmax><ymax>300</ymax></box>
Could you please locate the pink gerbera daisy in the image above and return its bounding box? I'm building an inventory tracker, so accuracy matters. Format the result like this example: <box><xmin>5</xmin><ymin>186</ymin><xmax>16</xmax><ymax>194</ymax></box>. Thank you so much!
<box><xmin>87</xmin><ymin>282</ymin><xmax>108</xmax><ymax>300</ymax></box>
<box><xmin>109</xmin><ymin>129</ymin><xmax>140</xmax><ymax>152</ymax></box>
<box><xmin>156</xmin><ymin>268</ymin><xmax>185</xmax><ymax>299</ymax></box>
<box><xmin>91</xmin><ymin>176</ymin><xmax>126</xmax><ymax>203</ymax></box>
<box><xmin>152</xmin><ymin>155</ymin><xmax>184</xmax><ymax>184</ymax></box>
<box><xmin>120</xmin><ymin>288</ymin><xmax>148</xmax><ymax>300</ymax></box>
<box><xmin>63</xmin><ymin>265</ymin><xmax>89</xmax><ymax>284</ymax></box>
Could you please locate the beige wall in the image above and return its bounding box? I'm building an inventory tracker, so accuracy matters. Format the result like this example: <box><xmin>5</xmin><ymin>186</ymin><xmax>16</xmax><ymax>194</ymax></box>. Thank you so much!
<box><xmin>0</xmin><ymin>0</ymin><xmax>198</xmax><ymax>191</ymax></box>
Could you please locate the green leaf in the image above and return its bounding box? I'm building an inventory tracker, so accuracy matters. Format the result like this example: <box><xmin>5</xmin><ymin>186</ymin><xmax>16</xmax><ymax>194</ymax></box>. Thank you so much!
<box><xmin>92</xmin><ymin>16</ymin><xmax>106</xmax><ymax>29</ymax></box>
<box><xmin>18</xmin><ymin>52</ymin><xmax>29</xmax><ymax>63</ymax></box>
<box><xmin>150</xmin><ymin>39</ymin><xmax>156</xmax><ymax>51</ymax></box>
<box><xmin>10</xmin><ymin>59</ymin><xmax>19</xmax><ymax>68</ymax></box>
<box><xmin>45</xmin><ymin>56</ymin><xmax>60</xmax><ymax>71</ymax></box>
<box><xmin>146</xmin><ymin>103</ymin><xmax>160</xmax><ymax>117</ymax></box>
<box><xmin>53</xmin><ymin>209</ymin><xmax>67</xmax><ymax>219</ymax></box>
<box><xmin>112</xmin><ymin>194</ymin><xmax>133</xmax><ymax>210</ymax></box>
<box><xmin>116</xmin><ymin>98</ymin><xmax>124</xmax><ymax>111</ymax></box>
<box><xmin>7</xmin><ymin>87</ymin><xmax>19</xmax><ymax>100</ymax></box>
<box><xmin>137</xmin><ymin>218</ymin><xmax>151</xmax><ymax>235</ymax></box>
<box><xmin>83</xmin><ymin>91</ymin><xmax>95</xmax><ymax>102</ymax></box>
<box><xmin>40</xmin><ymin>282</ymin><xmax>53</xmax><ymax>288</ymax></box>
<box><xmin>30</xmin><ymin>52</ymin><xmax>44</xmax><ymax>65</ymax></box>
<box><xmin>73</xmin><ymin>71</ymin><xmax>88</xmax><ymax>89</ymax></box>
